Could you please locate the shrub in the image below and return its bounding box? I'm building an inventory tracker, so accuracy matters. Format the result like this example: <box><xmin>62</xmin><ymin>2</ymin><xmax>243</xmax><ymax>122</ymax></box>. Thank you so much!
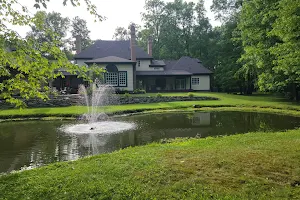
<box><xmin>156</xmin><ymin>93</ymin><xmax>162</xmax><ymax>98</ymax></box>
<box><xmin>188</xmin><ymin>92</ymin><xmax>194</xmax><ymax>97</ymax></box>
<box><xmin>139</xmin><ymin>89</ymin><xmax>146</xmax><ymax>94</ymax></box>
<box><xmin>133</xmin><ymin>89</ymin><xmax>146</xmax><ymax>94</ymax></box>
<box><xmin>124</xmin><ymin>93</ymin><xmax>130</xmax><ymax>98</ymax></box>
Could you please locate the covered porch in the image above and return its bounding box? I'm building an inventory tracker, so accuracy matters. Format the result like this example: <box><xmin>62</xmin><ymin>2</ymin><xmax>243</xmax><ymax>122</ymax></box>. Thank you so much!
<box><xmin>137</xmin><ymin>75</ymin><xmax>192</xmax><ymax>92</ymax></box>
<box><xmin>52</xmin><ymin>70</ymin><xmax>86</xmax><ymax>94</ymax></box>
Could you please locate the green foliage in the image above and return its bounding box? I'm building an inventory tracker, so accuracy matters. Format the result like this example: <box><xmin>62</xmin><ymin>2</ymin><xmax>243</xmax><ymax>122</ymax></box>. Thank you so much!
<box><xmin>187</xmin><ymin>92</ymin><xmax>194</xmax><ymax>97</ymax></box>
<box><xmin>124</xmin><ymin>93</ymin><xmax>130</xmax><ymax>98</ymax></box>
<box><xmin>27</xmin><ymin>11</ymin><xmax>70</xmax><ymax>49</ymax></box>
<box><xmin>71</xmin><ymin>16</ymin><xmax>92</xmax><ymax>50</ymax></box>
<box><xmin>237</xmin><ymin>0</ymin><xmax>300</xmax><ymax>99</ymax></box>
<box><xmin>134</xmin><ymin>89</ymin><xmax>146</xmax><ymax>94</ymax></box>
<box><xmin>0</xmin><ymin>0</ymin><xmax>103</xmax><ymax>107</ymax></box>
<box><xmin>156</xmin><ymin>93</ymin><xmax>162</xmax><ymax>98</ymax></box>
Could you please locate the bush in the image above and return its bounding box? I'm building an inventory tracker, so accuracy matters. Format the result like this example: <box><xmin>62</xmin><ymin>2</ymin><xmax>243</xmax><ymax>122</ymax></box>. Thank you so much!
<box><xmin>188</xmin><ymin>92</ymin><xmax>194</xmax><ymax>97</ymax></box>
<box><xmin>124</xmin><ymin>93</ymin><xmax>130</xmax><ymax>98</ymax></box>
<box><xmin>133</xmin><ymin>89</ymin><xmax>146</xmax><ymax>94</ymax></box>
<box><xmin>156</xmin><ymin>93</ymin><xmax>162</xmax><ymax>98</ymax></box>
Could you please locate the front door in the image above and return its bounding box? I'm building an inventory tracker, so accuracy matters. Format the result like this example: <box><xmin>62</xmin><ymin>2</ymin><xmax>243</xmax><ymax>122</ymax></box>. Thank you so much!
<box><xmin>175</xmin><ymin>79</ymin><xmax>186</xmax><ymax>90</ymax></box>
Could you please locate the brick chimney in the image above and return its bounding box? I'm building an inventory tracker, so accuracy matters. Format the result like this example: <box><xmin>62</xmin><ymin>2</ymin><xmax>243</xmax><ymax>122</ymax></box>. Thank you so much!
<box><xmin>130</xmin><ymin>24</ymin><xmax>137</xmax><ymax>90</ymax></box>
<box><xmin>147</xmin><ymin>36</ymin><xmax>153</xmax><ymax>57</ymax></box>
<box><xmin>75</xmin><ymin>35</ymin><xmax>82</xmax><ymax>54</ymax></box>
<box><xmin>130</xmin><ymin>24</ymin><xmax>136</xmax><ymax>61</ymax></box>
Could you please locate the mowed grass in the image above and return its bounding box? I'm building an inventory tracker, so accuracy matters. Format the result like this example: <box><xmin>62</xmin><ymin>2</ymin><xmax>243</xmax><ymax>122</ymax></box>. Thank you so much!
<box><xmin>1</xmin><ymin>130</ymin><xmax>300</xmax><ymax>199</ymax></box>
<box><xmin>0</xmin><ymin>92</ymin><xmax>299</xmax><ymax>118</ymax></box>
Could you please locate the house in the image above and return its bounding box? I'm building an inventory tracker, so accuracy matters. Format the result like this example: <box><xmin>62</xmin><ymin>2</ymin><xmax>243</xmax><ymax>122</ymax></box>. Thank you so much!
<box><xmin>53</xmin><ymin>25</ymin><xmax>212</xmax><ymax>93</ymax></box>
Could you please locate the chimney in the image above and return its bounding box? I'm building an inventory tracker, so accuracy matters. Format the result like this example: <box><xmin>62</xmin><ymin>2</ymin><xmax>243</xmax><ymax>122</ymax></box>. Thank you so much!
<box><xmin>75</xmin><ymin>35</ymin><xmax>82</xmax><ymax>54</ymax></box>
<box><xmin>130</xmin><ymin>24</ymin><xmax>136</xmax><ymax>61</ymax></box>
<box><xmin>147</xmin><ymin>36</ymin><xmax>153</xmax><ymax>57</ymax></box>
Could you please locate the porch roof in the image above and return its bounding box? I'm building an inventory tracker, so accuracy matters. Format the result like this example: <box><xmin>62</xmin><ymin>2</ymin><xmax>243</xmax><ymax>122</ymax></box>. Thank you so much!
<box><xmin>136</xmin><ymin>70</ymin><xmax>192</xmax><ymax>76</ymax></box>
<box><xmin>84</xmin><ymin>56</ymin><xmax>135</xmax><ymax>64</ymax></box>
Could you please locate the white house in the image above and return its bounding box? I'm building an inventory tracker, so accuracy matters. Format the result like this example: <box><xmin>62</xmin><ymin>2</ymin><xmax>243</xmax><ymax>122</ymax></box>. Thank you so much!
<box><xmin>54</xmin><ymin>25</ymin><xmax>213</xmax><ymax>92</ymax></box>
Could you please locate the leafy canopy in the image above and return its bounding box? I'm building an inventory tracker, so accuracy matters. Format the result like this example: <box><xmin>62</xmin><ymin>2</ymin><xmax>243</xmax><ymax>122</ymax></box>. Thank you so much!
<box><xmin>0</xmin><ymin>0</ymin><xmax>104</xmax><ymax>107</ymax></box>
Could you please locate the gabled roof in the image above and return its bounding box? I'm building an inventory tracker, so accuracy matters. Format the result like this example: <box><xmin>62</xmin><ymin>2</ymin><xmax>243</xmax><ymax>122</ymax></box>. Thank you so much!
<box><xmin>74</xmin><ymin>40</ymin><xmax>152</xmax><ymax>60</ymax></box>
<box><xmin>150</xmin><ymin>60</ymin><xmax>165</xmax><ymax>67</ymax></box>
<box><xmin>165</xmin><ymin>56</ymin><xmax>213</xmax><ymax>74</ymax></box>
<box><xmin>84</xmin><ymin>56</ymin><xmax>135</xmax><ymax>64</ymax></box>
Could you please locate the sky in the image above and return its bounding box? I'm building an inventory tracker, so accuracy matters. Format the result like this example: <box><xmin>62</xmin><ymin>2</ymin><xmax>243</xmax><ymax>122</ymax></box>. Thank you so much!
<box><xmin>15</xmin><ymin>0</ymin><xmax>221</xmax><ymax>40</ymax></box>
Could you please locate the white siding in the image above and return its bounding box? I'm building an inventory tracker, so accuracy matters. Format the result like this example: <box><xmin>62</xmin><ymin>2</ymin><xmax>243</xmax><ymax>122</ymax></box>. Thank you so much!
<box><xmin>97</xmin><ymin>64</ymin><xmax>134</xmax><ymax>91</ymax></box>
<box><xmin>136</xmin><ymin>59</ymin><xmax>164</xmax><ymax>71</ymax></box>
<box><xmin>76</xmin><ymin>59</ymin><xmax>88</xmax><ymax>67</ymax></box>
<box><xmin>191</xmin><ymin>75</ymin><xmax>210</xmax><ymax>91</ymax></box>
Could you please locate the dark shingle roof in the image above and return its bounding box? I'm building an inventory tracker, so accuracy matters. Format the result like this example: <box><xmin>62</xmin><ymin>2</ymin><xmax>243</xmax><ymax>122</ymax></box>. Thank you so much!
<box><xmin>150</xmin><ymin>60</ymin><xmax>165</xmax><ymax>67</ymax></box>
<box><xmin>74</xmin><ymin>40</ymin><xmax>152</xmax><ymax>60</ymax></box>
<box><xmin>165</xmin><ymin>57</ymin><xmax>212</xmax><ymax>74</ymax></box>
<box><xmin>84</xmin><ymin>56</ymin><xmax>135</xmax><ymax>64</ymax></box>
<box><xmin>137</xmin><ymin>57</ymin><xmax>212</xmax><ymax>76</ymax></box>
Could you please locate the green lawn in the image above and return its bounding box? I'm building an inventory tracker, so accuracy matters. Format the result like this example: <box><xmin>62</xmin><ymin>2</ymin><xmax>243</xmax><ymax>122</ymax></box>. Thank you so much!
<box><xmin>0</xmin><ymin>92</ymin><xmax>299</xmax><ymax>119</ymax></box>
<box><xmin>1</xmin><ymin>92</ymin><xmax>300</xmax><ymax>199</ymax></box>
<box><xmin>1</xmin><ymin>130</ymin><xmax>300</xmax><ymax>199</ymax></box>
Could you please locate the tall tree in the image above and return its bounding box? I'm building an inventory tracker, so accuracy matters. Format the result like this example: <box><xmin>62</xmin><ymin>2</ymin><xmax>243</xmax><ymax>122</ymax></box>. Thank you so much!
<box><xmin>238</xmin><ymin>0</ymin><xmax>279</xmax><ymax>94</ymax></box>
<box><xmin>27</xmin><ymin>11</ymin><xmax>70</xmax><ymax>49</ymax></box>
<box><xmin>211</xmin><ymin>0</ymin><xmax>243</xmax><ymax>21</ymax></box>
<box><xmin>191</xmin><ymin>0</ymin><xmax>213</xmax><ymax>67</ymax></box>
<box><xmin>113</xmin><ymin>27</ymin><xmax>130</xmax><ymax>41</ymax></box>
<box><xmin>71</xmin><ymin>16</ymin><xmax>92</xmax><ymax>50</ymax></box>
<box><xmin>0</xmin><ymin>0</ymin><xmax>103</xmax><ymax>107</ymax></box>
<box><xmin>268</xmin><ymin>0</ymin><xmax>300</xmax><ymax>100</ymax></box>
<box><xmin>142</xmin><ymin>0</ymin><xmax>166</xmax><ymax>58</ymax></box>
<box><xmin>213</xmin><ymin>18</ymin><xmax>244</xmax><ymax>92</ymax></box>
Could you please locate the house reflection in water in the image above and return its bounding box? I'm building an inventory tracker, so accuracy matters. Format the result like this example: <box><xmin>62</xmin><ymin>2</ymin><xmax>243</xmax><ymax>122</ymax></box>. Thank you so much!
<box><xmin>191</xmin><ymin>112</ymin><xmax>211</xmax><ymax>126</ymax></box>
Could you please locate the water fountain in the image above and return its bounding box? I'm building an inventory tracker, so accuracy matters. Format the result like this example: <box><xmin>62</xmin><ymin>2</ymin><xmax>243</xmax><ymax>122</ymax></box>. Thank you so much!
<box><xmin>62</xmin><ymin>80</ymin><xmax>135</xmax><ymax>135</ymax></box>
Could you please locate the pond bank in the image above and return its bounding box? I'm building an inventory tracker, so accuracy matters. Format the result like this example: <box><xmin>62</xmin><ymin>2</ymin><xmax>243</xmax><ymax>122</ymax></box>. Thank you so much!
<box><xmin>0</xmin><ymin>93</ymin><xmax>300</xmax><ymax>120</ymax></box>
<box><xmin>1</xmin><ymin>129</ymin><xmax>300</xmax><ymax>199</ymax></box>
<box><xmin>0</xmin><ymin>93</ymin><xmax>300</xmax><ymax>199</ymax></box>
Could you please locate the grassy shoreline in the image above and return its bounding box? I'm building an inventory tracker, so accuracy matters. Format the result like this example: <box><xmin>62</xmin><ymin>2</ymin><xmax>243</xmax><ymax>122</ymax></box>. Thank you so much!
<box><xmin>1</xmin><ymin>130</ymin><xmax>300</xmax><ymax>199</ymax></box>
<box><xmin>0</xmin><ymin>93</ymin><xmax>299</xmax><ymax>120</ymax></box>
<box><xmin>1</xmin><ymin>93</ymin><xmax>300</xmax><ymax>199</ymax></box>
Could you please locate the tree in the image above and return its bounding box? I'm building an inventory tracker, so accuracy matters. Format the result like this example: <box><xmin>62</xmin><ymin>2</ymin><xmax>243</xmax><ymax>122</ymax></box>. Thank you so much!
<box><xmin>142</xmin><ymin>0</ymin><xmax>166</xmax><ymax>58</ymax></box>
<box><xmin>191</xmin><ymin>0</ymin><xmax>213</xmax><ymax>68</ymax></box>
<box><xmin>27</xmin><ymin>11</ymin><xmax>70</xmax><ymax>49</ymax></box>
<box><xmin>211</xmin><ymin>0</ymin><xmax>243</xmax><ymax>21</ymax></box>
<box><xmin>71</xmin><ymin>16</ymin><xmax>92</xmax><ymax>50</ymax></box>
<box><xmin>0</xmin><ymin>0</ymin><xmax>104</xmax><ymax>107</ymax></box>
<box><xmin>268</xmin><ymin>0</ymin><xmax>300</xmax><ymax>100</ymax></box>
<box><xmin>237</xmin><ymin>0</ymin><xmax>280</xmax><ymax>95</ymax></box>
<box><xmin>213</xmin><ymin>18</ymin><xmax>244</xmax><ymax>92</ymax></box>
<box><xmin>113</xmin><ymin>27</ymin><xmax>130</xmax><ymax>41</ymax></box>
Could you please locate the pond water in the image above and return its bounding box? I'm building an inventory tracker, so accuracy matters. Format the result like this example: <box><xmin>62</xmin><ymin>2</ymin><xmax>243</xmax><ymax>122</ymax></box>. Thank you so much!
<box><xmin>0</xmin><ymin>111</ymin><xmax>299</xmax><ymax>173</ymax></box>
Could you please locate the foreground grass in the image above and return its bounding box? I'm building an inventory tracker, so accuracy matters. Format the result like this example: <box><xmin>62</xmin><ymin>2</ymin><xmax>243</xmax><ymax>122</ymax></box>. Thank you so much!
<box><xmin>0</xmin><ymin>93</ymin><xmax>299</xmax><ymax>119</ymax></box>
<box><xmin>1</xmin><ymin>129</ymin><xmax>300</xmax><ymax>199</ymax></box>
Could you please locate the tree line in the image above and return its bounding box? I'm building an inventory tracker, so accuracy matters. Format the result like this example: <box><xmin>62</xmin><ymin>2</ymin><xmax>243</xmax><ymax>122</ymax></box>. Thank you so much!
<box><xmin>26</xmin><ymin>12</ymin><xmax>92</xmax><ymax>60</ymax></box>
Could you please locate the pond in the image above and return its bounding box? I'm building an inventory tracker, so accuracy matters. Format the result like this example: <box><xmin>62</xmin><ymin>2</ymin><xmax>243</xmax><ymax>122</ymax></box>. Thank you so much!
<box><xmin>0</xmin><ymin>111</ymin><xmax>299</xmax><ymax>173</ymax></box>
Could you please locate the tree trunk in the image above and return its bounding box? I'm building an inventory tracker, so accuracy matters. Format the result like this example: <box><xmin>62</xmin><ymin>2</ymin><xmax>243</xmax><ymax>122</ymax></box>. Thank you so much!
<box><xmin>291</xmin><ymin>83</ymin><xmax>299</xmax><ymax>101</ymax></box>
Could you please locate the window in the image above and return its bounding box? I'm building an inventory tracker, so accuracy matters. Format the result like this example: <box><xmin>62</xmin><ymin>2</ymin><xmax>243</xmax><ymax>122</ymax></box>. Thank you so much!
<box><xmin>106</xmin><ymin>72</ymin><xmax>118</xmax><ymax>86</ymax></box>
<box><xmin>192</xmin><ymin>77</ymin><xmax>200</xmax><ymax>85</ymax></box>
<box><xmin>105</xmin><ymin>72</ymin><xmax>127</xmax><ymax>87</ymax></box>
<box><xmin>119</xmin><ymin>72</ymin><xmax>127</xmax><ymax>86</ymax></box>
